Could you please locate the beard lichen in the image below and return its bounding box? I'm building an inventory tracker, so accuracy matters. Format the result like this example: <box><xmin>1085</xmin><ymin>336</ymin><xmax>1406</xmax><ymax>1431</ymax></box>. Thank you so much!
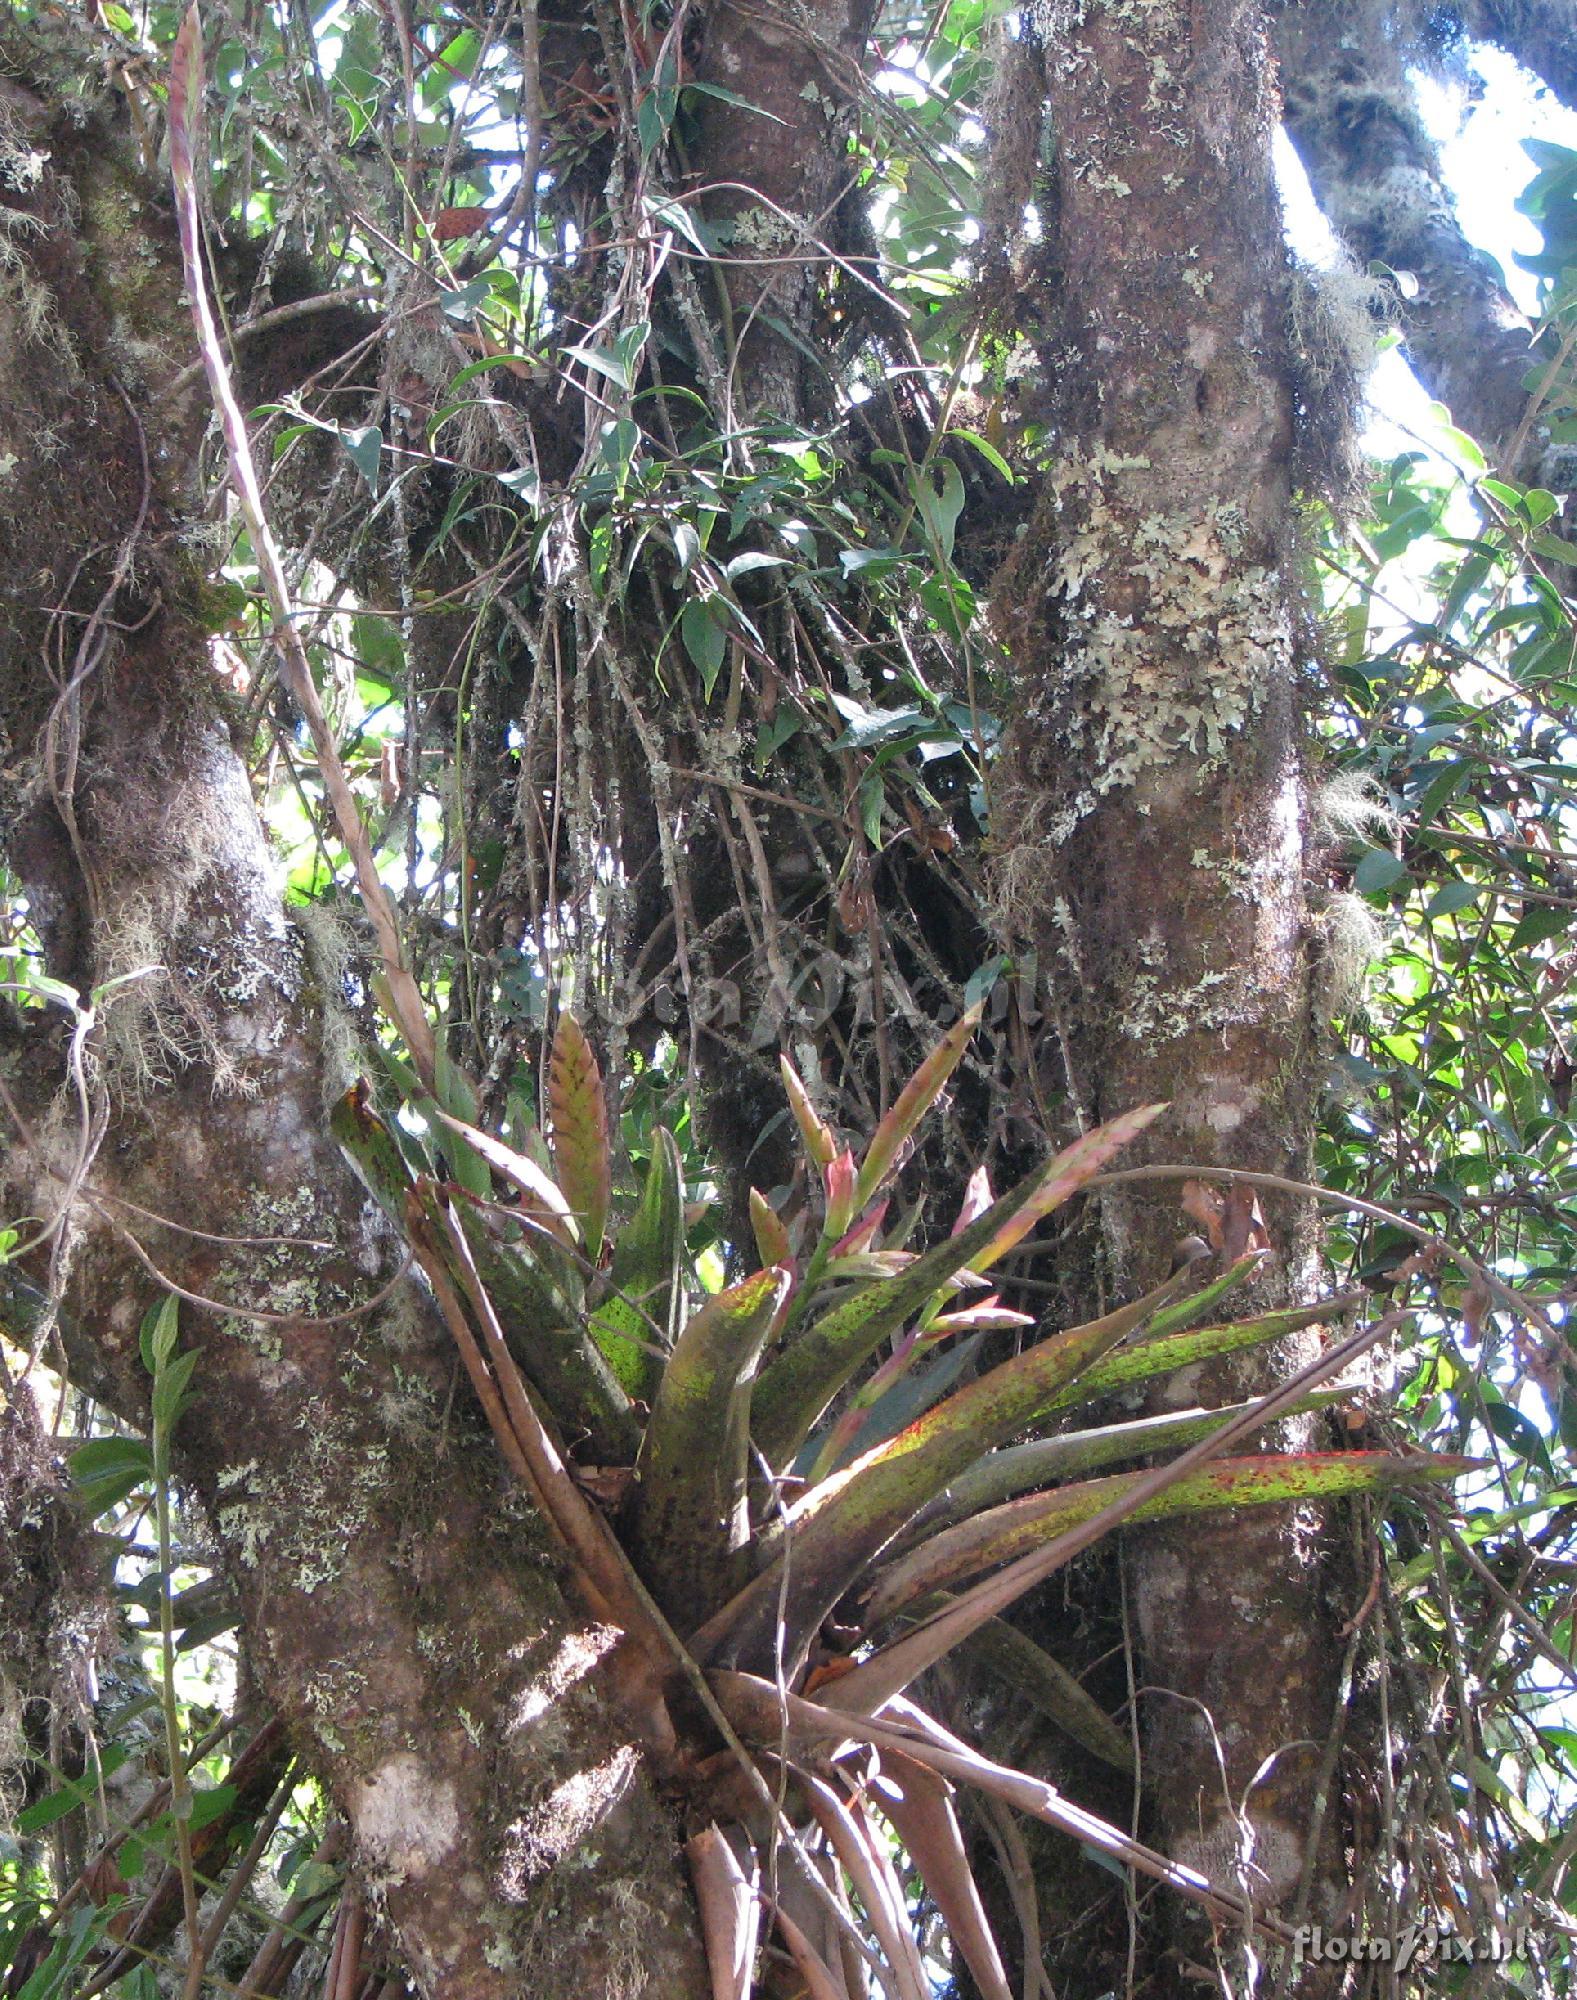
<box><xmin>0</xmin><ymin>86</ymin><xmax>81</xmax><ymax>373</ymax></box>
<box><xmin>1313</xmin><ymin>766</ymin><xmax>1402</xmax><ymax>847</ymax></box>
<box><xmin>1312</xmin><ymin>887</ymin><xmax>1387</xmax><ymax>1021</ymax></box>
<box><xmin>291</xmin><ymin>899</ymin><xmax>364</xmax><ymax>1106</ymax></box>
<box><xmin>1289</xmin><ymin>251</ymin><xmax>1392</xmax><ymax>511</ymax></box>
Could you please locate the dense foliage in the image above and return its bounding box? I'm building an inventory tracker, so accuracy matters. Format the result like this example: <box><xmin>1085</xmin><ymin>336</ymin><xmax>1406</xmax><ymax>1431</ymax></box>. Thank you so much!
<box><xmin>4</xmin><ymin>0</ymin><xmax>1577</xmax><ymax>1994</ymax></box>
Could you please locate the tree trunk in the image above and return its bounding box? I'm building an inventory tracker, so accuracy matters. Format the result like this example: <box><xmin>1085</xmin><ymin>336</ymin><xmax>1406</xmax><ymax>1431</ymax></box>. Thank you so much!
<box><xmin>990</xmin><ymin>2</ymin><xmax>1346</xmax><ymax>1982</ymax></box>
<box><xmin>0</xmin><ymin>53</ymin><xmax>705</xmax><ymax>2000</ymax></box>
<box><xmin>686</xmin><ymin>0</ymin><xmax>879</xmax><ymax>417</ymax></box>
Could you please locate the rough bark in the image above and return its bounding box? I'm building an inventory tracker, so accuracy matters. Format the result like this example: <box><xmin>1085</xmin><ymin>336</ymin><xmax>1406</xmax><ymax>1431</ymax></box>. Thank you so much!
<box><xmin>1275</xmin><ymin>0</ymin><xmax>1538</xmax><ymax>460</ymax></box>
<box><xmin>0</xmin><ymin>52</ymin><xmax>706</xmax><ymax>2000</ymax></box>
<box><xmin>991</xmin><ymin>2</ymin><xmax>1344</xmax><ymax>1983</ymax></box>
<box><xmin>687</xmin><ymin>0</ymin><xmax>880</xmax><ymax>415</ymax></box>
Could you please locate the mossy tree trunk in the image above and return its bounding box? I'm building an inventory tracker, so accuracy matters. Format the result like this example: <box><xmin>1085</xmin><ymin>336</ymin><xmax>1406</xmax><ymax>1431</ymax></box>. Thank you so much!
<box><xmin>1274</xmin><ymin>0</ymin><xmax>1538</xmax><ymax>461</ymax></box>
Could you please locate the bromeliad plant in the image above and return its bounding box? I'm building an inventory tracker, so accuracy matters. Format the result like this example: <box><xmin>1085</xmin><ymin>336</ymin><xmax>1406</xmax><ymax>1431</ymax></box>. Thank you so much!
<box><xmin>334</xmin><ymin>1009</ymin><xmax>1466</xmax><ymax>1997</ymax></box>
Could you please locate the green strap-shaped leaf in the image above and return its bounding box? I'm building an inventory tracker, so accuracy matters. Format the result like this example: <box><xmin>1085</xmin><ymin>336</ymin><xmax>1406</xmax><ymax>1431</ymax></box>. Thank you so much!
<box><xmin>589</xmin><ymin>1127</ymin><xmax>685</xmax><ymax>1400</ymax></box>
<box><xmin>865</xmin><ymin>1451</ymin><xmax>1477</xmax><ymax>1625</ymax></box>
<box><xmin>779</xmin><ymin>1055</ymin><xmax>837</xmax><ymax>1166</ymax></box>
<box><xmin>751</xmin><ymin>1102</ymin><xmax>1165</xmax><ymax>1469</ymax></box>
<box><xmin>698</xmin><ymin>1272</ymin><xmax>1187</xmax><ymax>1674</ymax></box>
<box><xmin>961</xmin><ymin>1105</ymin><xmax>1167</xmax><ymax>1273</ymax></box>
<box><xmin>749</xmin><ymin>1186</ymin><xmax>792</xmax><ymax>1267</ymax></box>
<box><xmin>963</xmin><ymin>1619</ymin><xmax>1135</xmax><ymax>1772</ymax></box>
<box><xmin>433</xmin><ymin>1038</ymin><xmax>490</xmax><ymax>1198</ymax></box>
<box><xmin>549</xmin><ymin>1012</ymin><xmax>611</xmax><ymax>1264</ymax></box>
<box><xmin>331</xmin><ymin>1081</ymin><xmax>418</xmax><ymax>1224</ymax></box>
<box><xmin>1131</xmin><ymin>1250</ymin><xmax>1266</xmax><ymax>1342</ymax></box>
<box><xmin>800</xmin><ymin>1334</ymin><xmax>984</xmax><ymax>1482</ymax></box>
<box><xmin>1042</xmin><ymin>1291</ymin><xmax>1367</xmax><ymax>1415</ymax></box>
<box><xmin>336</xmin><ymin>1086</ymin><xmax>611</xmax><ymax>1455</ymax></box>
<box><xmin>627</xmin><ymin>1266</ymin><xmax>792</xmax><ymax>1625</ymax></box>
<box><xmin>921</xmin><ymin>1385</ymin><xmax>1351</xmax><ymax>1533</ymax></box>
<box><xmin>428</xmin><ymin>1105</ymin><xmax>580</xmax><ymax>1250</ymax></box>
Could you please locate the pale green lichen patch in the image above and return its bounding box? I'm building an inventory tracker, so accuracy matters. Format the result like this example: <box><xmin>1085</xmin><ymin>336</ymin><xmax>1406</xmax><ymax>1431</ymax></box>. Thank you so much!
<box><xmin>1030</xmin><ymin>464</ymin><xmax>1292</xmax><ymax>826</ymax></box>
<box><xmin>279</xmin><ymin>1414</ymin><xmax>386</xmax><ymax>1594</ymax></box>
<box><xmin>304</xmin><ymin>1667</ymin><xmax>367</xmax><ymax>1723</ymax></box>
<box><xmin>212</xmin><ymin>1174</ymin><xmax>369</xmax><ymax>1372</ymax></box>
<box><xmin>483</xmin><ymin>1931</ymin><xmax>519</xmax><ymax>1972</ymax></box>
<box><xmin>210</xmin><ymin>1400</ymin><xmax>386</xmax><ymax>1593</ymax></box>
<box><xmin>214</xmin><ymin>1461</ymin><xmax>272</xmax><ymax>1569</ymax></box>
<box><xmin>731</xmin><ymin>204</ymin><xmax>802</xmax><ymax>253</ymax></box>
<box><xmin>1119</xmin><ymin>937</ymin><xmax>1237</xmax><ymax>1043</ymax></box>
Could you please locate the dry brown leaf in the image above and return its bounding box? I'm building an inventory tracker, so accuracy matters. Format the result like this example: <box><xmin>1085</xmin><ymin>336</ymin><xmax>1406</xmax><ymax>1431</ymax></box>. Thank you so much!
<box><xmin>572</xmin><ymin>1463</ymin><xmax>635</xmax><ymax>1509</ymax></box>
<box><xmin>836</xmin><ymin>876</ymin><xmax>874</xmax><ymax>933</ymax></box>
<box><xmin>686</xmin><ymin>1826</ymin><xmax>760</xmax><ymax>2000</ymax></box>
<box><xmin>1220</xmin><ymin>1184</ymin><xmax>1273</xmax><ymax>1265</ymax></box>
<box><xmin>1180</xmin><ymin>1179</ymin><xmax>1225</xmax><ymax>1252</ymax></box>
<box><xmin>1460</xmin><ymin>1274</ymin><xmax>1493</xmax><ymax>1347</ymax></box>
<box><xmin>803</xmin><ymin>1655</ymin><xmax>858</xmax><ymax>1696</ymax></box>
<box><xmin>84</xmin><ymin>1850</ymin><xmax>128</xmax><ymax>1906</ymax></box>
<box><xmin>430</xmin><ymin>204</ymin><xmax>493</xmax><ymax>242</ymax></box>
<box><xmin>1169</xmin><ymin>1233</ymin><xmax>1212</xmax><ymax>1274</ymax></box>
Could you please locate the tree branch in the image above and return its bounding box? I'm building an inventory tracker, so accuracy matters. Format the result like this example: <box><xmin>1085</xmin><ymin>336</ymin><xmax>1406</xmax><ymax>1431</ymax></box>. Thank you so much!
<box><xmin>1461</xmin><ymin>0</ymin><xmax>1577</xmax><ymax>111</ymax></box>
<box><xmin>1275</xmin><ymin>0</ymin><xmax>1539</xmax><ymax>460</ymax></box>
